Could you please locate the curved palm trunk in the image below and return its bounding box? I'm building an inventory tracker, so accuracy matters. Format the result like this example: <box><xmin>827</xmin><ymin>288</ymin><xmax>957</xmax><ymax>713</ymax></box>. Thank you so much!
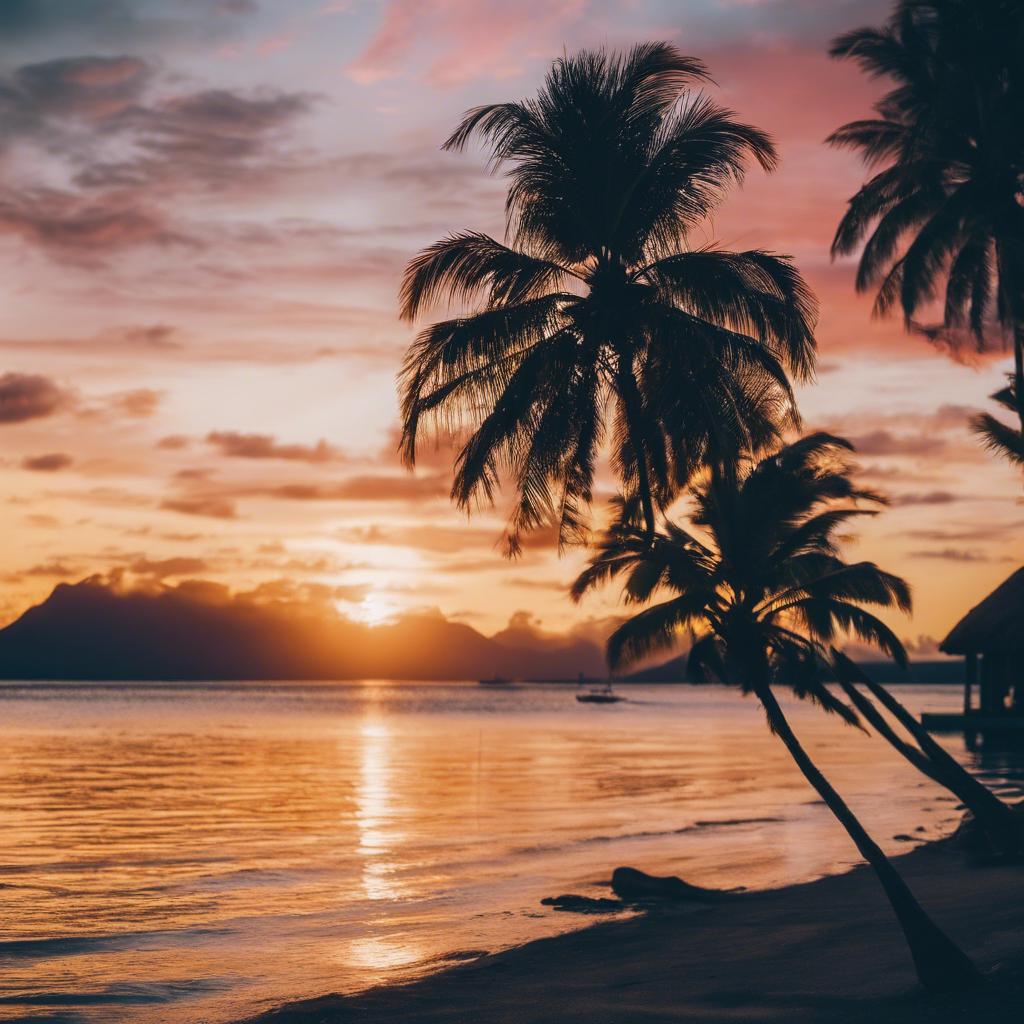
<box><xmin>846</xmin><ymin>676</ymin><xmax>1021</xmax><ymax>856</ymax></box>
<box><xmin>839</xmin><ymin>680</ymin><xmax>951</xmax><ymax>782</ymax></box>
<box><xmin>755</xmin><ymin>683</ymin><xmax>979</xmax><ymax>992</ymax></box>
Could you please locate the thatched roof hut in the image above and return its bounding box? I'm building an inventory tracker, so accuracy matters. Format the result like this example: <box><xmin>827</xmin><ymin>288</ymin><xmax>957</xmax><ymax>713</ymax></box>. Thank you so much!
<box><xmin>940</xmin><ymin>567</ymin><xmax>1024</xmax><ymax>716</ymax></box>
<box><xmin>941</xmin><ymin>567</ymin><xmax>1024</xmax><ymax>655</ymax></box>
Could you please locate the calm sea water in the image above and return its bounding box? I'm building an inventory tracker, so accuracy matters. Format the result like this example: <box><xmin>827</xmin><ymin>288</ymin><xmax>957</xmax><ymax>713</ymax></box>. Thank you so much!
<box><xmin>0</xmin><ymin>681</ymin><xmax>1020</xmax><ymax>1024</ymax></box>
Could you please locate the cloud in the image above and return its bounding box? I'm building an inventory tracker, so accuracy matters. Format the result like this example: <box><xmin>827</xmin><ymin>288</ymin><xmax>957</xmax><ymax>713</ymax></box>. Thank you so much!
<box><xmin>0</xmin><ymin>54</ymin><xmax>315</xmax><ymax>261</ymax></box>
<box><xmin>267</xmin><ymin>474</ymin><xmax>448</xmax><ymax>502</ymax></box>
<box><xmin>0</xmin><ymin>1</ymin><xmax>259</xmax><ymax>48</ymax></box>
<box><xmin>847</xmin><ymin>430</ymin><xmax>947</xmax><ymax>457</ymax></box>
<box><xmin>909</xmin><ymin>548</ymin><xmax>996</xmax><ymax>563</ymax></box>
<box><xmin>78</xmin><ymin>87</ymin><xmax>316</xmax><ymax>193</ymax></box>
<box><xmin>906</xmin><ymin>522</ymin><xmax>1024</xmax><ymax>542</ymax></box>
<box><xmin>892</xmin><ymin>491</ymin><xmax>959</xmax><ymax>507</ymax></box>
<box><xmin>0</xmin><ymin>55</ymin><xmax>150</xmax><ymax>130</ymax></box>
<box><xmin>160</xmin><ymin>496</ymin><xmax>237</xmax><ymax>519</ymax></box>
<box><xmin>340</xmin><ymin>522</ymin><xmax>500</xmax><ymax>553</ymax></box>
<box><xmin>21</xmin><ymin>452</ymin><xmax>73</xmax><ymax>471</ymax></box>
<box><xmin>0</xmin><ymin>186</ymin><xmax>192</xmax><ymax>260</ymax></box>
<box><xmin>504</xmin><ymin>576</ymin><xmax>567</xmax><ymax>592</ymax></box>
<box><xmin>24</xmin><ymin>513</ymin><xmax>60</xmax><ymax>528</ymax></box>
<box><xmin>76</xmin><ymin>387</ymin><xmax>163</xmax><ymax>420</ymax></box>
<box><xmin>0</xmin><ymin>1</ymin><xmax>131</xmax><ymax>37</ymax></box>
<box><xmin>21</xmin><ymin>559</ymin><xmax>80</xmax><ymax>577</ymax></box>
<box><xmin>206</xmin><ymin>430</ymin><xmax>340</xmax><ymax>463</ymax></box>
<box><xmin>930</xmin><ymin>404</ymin><xmax>978</xmax><ymax>429</ymax></box>
<box><xmin>103</xmin><ymin>324</ymin><xmax>183</xmax><ymax>350</ymax></box>
<box><xmin>347</xmin><ymin>0</ymin><xmax>586</xmax><ymax>87</ymax></box>
<box><xmin>128</xmin><ymin>555</ymin><xmax>210</xmax><ymax>578</ymax></box>
<box><xmin>156</xmin><ymin>435</ymin><xmax>190</xmax><ymax>450</ymax></box>
<box><xmin>109</xmin><ymin>388</ymin><xmax>162</xmax><ymax>418</ymax></box>
<box><xmin>0</xmin><ymin>373</ymin><xmax>70</xmax><ymax>423</ymax></box>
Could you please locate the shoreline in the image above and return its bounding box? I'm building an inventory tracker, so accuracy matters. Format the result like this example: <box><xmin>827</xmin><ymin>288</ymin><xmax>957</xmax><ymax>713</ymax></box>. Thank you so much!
<box><xmin>248</xmin><ymin>837</ymin><xmax>1023</xmax><ymax>1024</ymax></box>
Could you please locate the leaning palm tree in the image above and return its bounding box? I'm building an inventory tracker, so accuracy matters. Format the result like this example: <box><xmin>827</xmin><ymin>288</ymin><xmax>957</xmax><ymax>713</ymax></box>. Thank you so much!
<box><xmin>572</xmin><ymin>434</ymin><xmax>978</xmax><ymax>992</ymax></box>
<box><xmin>400</xmin><ymin>43</ymin><xmax>816</xmax><ymax>553</ymax></box>
<box><xmin>828</xmin><ymin>0</ymin><xmax>1024</xmax><ymax>432</ymax></box>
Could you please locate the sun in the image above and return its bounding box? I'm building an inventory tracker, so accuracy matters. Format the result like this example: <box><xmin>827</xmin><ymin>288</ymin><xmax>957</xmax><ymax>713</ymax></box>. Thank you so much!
<box><xmin>349</xmin><ymin>592</ymin><xmax>399</xmax><ymax>627</ymax></box>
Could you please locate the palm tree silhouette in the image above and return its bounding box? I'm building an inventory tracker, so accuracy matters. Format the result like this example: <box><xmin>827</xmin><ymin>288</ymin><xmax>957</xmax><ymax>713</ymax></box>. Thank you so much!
<box><xmin>828</xmin><ymin>1</ymin><xmax>1024</xmax><ymax>433</ymax></box>
<box><xmin>974</xmin><ymin>375</ymin><xmax>1024</xmax><ymax>469</ymax></box>
<box><xmin>399</xmin><ymin>43</ymin><xmax>817</xmax><ymax>553</ymax></box>
<box><xmin>571</xmin><ymin>434</ymin><xmax>978</xmax><ymax>992</ymax></box>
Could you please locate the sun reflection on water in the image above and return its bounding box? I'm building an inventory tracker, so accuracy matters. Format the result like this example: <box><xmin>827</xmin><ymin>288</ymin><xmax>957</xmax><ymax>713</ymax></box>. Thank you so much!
<box><xmin>355</xmin><ymin>720</ymin><xmax>400</xmax><ymax>900</ymax></box>
<box><xmin>342</xmin><ymin>935</ymin><xmax>423</xmax><ymax>971</ymax></box>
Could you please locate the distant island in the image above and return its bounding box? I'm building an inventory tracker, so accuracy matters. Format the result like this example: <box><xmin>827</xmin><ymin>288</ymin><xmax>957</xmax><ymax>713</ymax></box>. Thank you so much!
<box><xmin>0</xmin><ymin>577</ymin><xmax>605</xmax><ymax>682</ymax></box>
<box><xmin>0</xmin><ymin>576</ymin><xmax>962</xmax><ymax>684</ymax></box>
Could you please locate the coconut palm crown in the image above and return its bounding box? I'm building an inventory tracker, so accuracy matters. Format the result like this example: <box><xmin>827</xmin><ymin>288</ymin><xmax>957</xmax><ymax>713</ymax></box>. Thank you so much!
<box><xmin>572</xmin><ymin>433</ymin><xmax>909</xmax><ymax>703</ymax></box>
<box><xmin>399</xmin><ymin>43</ymin><xmax>817</xmax><ymax>554</ymax></box>
<box><xmin>828</xmin><ymin>0</ymin><xmax>1024</xmax><ymax>427</ymax></box>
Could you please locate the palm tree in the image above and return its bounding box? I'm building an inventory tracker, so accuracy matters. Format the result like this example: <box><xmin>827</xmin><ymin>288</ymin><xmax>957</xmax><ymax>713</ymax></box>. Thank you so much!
<box><xmin>827</xmin><ymin>0</ymin><xmax>1024</xmax><ymax>434</ymax></box>
<box><xmin>571</xmin><ymin>434</ymin><xmax>978</xmax><ymax>992</ymax></box>
<box><xmin>399</xmin><ymin>43</ymin><xmax>817</xmax><ymax>553</ymax></box>
<box><xmin>974</xmin><ymin>375</ymin><xmax>1024</xmax><ymax>469</ymax></box>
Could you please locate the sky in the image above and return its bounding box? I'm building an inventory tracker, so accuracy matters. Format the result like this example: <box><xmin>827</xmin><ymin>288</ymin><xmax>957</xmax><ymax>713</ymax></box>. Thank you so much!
<box><xmin>0</xmin><ymin>0</ymin><xmax>1020</xmax><ymax>655</ymax></box>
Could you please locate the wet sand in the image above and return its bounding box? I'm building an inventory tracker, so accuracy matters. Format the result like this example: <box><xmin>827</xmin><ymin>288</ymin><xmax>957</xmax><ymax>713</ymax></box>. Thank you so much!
<box><xmin>249</xmin><ymin>838</ymin><xmax>1024</xmax><ymax>1024</ymax></box>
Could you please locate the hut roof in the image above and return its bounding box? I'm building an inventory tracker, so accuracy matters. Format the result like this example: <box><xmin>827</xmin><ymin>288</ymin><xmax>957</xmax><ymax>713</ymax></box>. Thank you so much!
<box><xmin>941</xmin><ymin>567</ymin><xmax>1024</xmax><ymax>655</ymax></box>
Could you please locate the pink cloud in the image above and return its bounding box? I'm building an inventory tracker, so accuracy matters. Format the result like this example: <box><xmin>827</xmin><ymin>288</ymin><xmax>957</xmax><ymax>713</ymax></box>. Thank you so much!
<box><xmin>256</xmin><ymin>32</ymin><xmax>295</xmax><ymax>57</ymax></box>
<box><xmin>347</xmin><ymin>0</ymin><xmax>586</xmax><ymax>87</ymax></box>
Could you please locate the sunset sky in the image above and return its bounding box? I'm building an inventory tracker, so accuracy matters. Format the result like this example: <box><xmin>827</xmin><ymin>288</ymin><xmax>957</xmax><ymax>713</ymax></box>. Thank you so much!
<box><xmin>0</xmin><ymin>0</ymin><xmax>1020</xmax><ymax>654</ymax></box>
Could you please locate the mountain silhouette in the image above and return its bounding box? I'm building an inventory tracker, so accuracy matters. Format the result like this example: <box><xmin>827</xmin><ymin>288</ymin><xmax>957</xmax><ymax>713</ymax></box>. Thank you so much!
<box><xmin>0</xmin><ymin>577</ymin><xmax>605</xmax><ymax>681</ymax></box>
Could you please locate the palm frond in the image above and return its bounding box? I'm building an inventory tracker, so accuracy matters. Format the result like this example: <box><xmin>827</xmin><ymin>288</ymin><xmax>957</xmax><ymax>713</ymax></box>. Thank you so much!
<box><xmin>640</xmin><ymin>249</ymin><xmax>817</xmax><ymax>380</ymax></box>
<box><xmin>400</xmin><ymin>232</ymin><xmax>573</xmax><ymax>320</ymax></box>
<box><xmin>606</xmin><ymin>593</ymin><xmax>710</xmax><ymax>669</ymax></box>
<box><xmin>973</xmin><ymin>412</ymin><xmax>1024</xmax><ymax>467</ymax></box>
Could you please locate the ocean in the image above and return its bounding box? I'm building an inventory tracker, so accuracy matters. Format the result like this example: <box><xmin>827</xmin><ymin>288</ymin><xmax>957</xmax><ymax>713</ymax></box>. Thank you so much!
<box><xmin>0</xmin><ymin>681</ymin><xmax>1019</xmax><ymax>1023</ymax></box>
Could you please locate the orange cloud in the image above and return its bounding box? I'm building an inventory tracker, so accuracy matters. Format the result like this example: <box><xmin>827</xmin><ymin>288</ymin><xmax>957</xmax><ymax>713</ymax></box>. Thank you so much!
<box><xmin>0</xmin><ymin>373</ymin><xmax>70</xmax><ymax>422</ymax></box>
<box><xmin>206</xmin><ymin>431</ymin><xmax>341</xmax><ymax>463</ymax></box>
<box><xmin>160</xmin><ymin>496</ymin><xmax>237</xmax><ymax>519</ymax></box>
<box><xmin>21</xmin><ymin>452</ymin><xmax>74</xmax><ymax>471</ymax></box>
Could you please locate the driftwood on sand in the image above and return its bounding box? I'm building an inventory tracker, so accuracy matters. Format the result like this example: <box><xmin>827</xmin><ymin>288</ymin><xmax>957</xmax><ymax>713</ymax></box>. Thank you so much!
<box><xmin>542</xmin><ymin>866</ymin><xmax>745</xmax><ymax>914</ymax></box>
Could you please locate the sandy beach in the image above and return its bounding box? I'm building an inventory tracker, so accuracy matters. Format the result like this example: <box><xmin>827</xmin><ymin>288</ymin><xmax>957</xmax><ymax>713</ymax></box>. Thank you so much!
<box><xmin>250</xmin><ymin>837</ymin><xmax>1023</xmax><ymax>1024</ymax></box>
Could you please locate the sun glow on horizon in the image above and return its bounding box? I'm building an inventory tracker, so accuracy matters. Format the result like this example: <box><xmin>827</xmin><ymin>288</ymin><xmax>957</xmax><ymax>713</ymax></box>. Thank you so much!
<box><xmin>348</xmin><ymin>592</ymin><xmax>402</xmax><ymax>627</ymax></box>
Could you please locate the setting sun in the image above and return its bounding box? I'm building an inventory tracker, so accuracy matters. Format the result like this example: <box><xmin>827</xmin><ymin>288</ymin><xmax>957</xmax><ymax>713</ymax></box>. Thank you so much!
<box><xmin>349</xmin><ymin>592</ymin><xmax>400</xmax><ymax>627</ymax></box>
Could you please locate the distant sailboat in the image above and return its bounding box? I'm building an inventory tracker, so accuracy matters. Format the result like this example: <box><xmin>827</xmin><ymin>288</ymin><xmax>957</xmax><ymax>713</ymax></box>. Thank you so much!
<box><xmin>478</xmin><ymin>675</ymin><xmax>514</xmax><ymax>686</ymax></box>
<box><xmin>576</xmin><ymin>677</ymin><xmax>625</xmax><ymax>704</ymax></box>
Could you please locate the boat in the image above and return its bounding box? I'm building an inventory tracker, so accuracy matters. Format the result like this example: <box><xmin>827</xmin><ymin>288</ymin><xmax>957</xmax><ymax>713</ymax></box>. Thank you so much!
<box><xmin>576</xmin><ymin>680</ymin><xmax>625</xmax><ymax>704</ymax></box>
<box><xmin>478</xmin><ymin>675</ymin><xmax>514</xmax><ymax>686</ymax></box>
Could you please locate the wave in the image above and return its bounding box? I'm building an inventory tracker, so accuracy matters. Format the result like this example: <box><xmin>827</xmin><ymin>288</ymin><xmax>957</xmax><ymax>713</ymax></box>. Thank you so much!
<box><xmin>512</xmin><ymin>816</ymin><xmax>783</xmax><ymax>856</ymax></box>
<box><xmin>0</xmin><ymin>926</ymin><xmax>229</xmax><ymax>960</ymax></box>
<box><xmin>0</xmin><ymin>978</ymin><xmax>231</xmax><ymax>1006</ymax></box>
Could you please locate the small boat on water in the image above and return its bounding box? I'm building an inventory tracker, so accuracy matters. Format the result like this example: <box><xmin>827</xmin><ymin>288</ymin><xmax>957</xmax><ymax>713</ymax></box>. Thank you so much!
<box><xmin>478</xmin><ymin>675</ymin><xmax>514</xmax><ymax>686</ymax></box>
<box><xmin>576</xmin><ymin>680</ymin><xmax>625</xmax><ymax>704</ymax></box>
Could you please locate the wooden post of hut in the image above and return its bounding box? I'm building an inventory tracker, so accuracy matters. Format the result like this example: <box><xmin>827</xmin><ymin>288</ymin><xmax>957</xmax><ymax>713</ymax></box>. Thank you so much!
<box><xmin>964</xmin><ymin>652</ymin><xmax>977</xmax><ymax>714</ymax></box>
